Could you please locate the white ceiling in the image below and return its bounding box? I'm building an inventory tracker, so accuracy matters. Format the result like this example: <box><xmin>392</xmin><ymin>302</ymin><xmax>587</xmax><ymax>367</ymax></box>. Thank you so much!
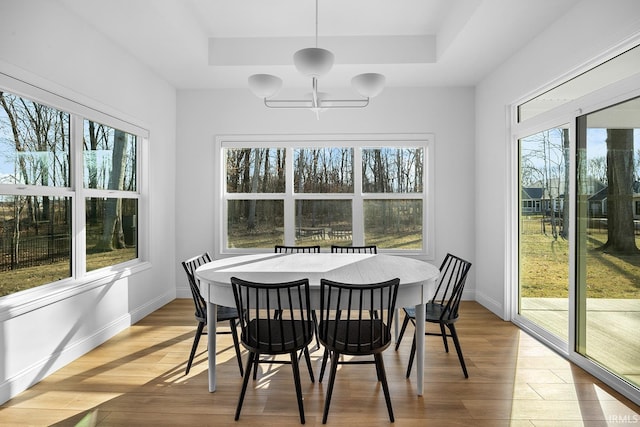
<box><xmin>58</xmin><ymin>0</ymin><xmax>581</xmax><ymax>90</ymax></box>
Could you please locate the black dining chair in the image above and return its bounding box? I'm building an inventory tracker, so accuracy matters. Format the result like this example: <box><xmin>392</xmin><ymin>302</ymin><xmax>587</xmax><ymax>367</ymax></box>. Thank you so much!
<box><xmin>394</xmin><ymin>253</ymin><xmax>472</xmax><ymax>378</ymax></box>
<box><xmin>231</xmin><ymin>277</ymin><xmax>316</xmax><ymax>424</ymax></box>
<box><xmin>275</xmin><ymin>244</ymin><xmax>321</xmax><ymax>253</ymax></box>
<box><xmin>330</xmin><ymin>244</ymin><xmax>377</xmax><ymax>254</ymax></box>
<box><xmin>274</xmin><ymin>244</ymin><xmax>322</xmax><ymax>350</ymax></box>
<box><xmin>181</xmin><ymin>252</ymin><xmax>244</xmax><ymax>376</ymax></box>
<box><xmin>318</xmin><ymin>277</ymin><xmax>400</xmax><ymax>424</ymax></box>
<box><xmin>319</xmin><ymin>244</ymin><xmax>379</xmax><ymax>373</ymax></box>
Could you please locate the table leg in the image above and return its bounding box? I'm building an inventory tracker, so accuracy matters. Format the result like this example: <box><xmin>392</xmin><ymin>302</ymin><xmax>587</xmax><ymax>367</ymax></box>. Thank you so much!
<box><xmin>393</xmin><ymin>308</ymin><xmax>399</xmax><ymax>342</ymax></box>
<box><xmin>207</xmin><ymin>292</ymin><xmax>218</xmax><ymax>392</ymax></box>
<box><xmin>415</xmin><ymin>302</ymin><xmax>425</xmax><ymax>396</ymax></box>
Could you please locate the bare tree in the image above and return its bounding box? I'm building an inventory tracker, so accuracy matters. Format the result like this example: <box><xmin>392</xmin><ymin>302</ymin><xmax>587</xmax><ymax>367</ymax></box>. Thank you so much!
<box><xmin>1</xmin><ymin>93</ymin><xmax>69</xmax><ymax>266</ymax></box>
<box><xmin>588</xmin><ymin>156</ymin><xmax>608</xmax><ymax>185</ymax></box>
<box><xmin>520</xmin><ymin>129</ymin><xmax>567</xmax><ymax>239</ymax></box>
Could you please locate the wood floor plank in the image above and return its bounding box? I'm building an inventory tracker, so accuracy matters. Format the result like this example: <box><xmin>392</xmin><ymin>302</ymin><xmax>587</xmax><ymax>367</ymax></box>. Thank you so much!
<box><xmin>0</xmin><ymin>300</ymin><xmax>637</xmax><ymax>426</ymax></box>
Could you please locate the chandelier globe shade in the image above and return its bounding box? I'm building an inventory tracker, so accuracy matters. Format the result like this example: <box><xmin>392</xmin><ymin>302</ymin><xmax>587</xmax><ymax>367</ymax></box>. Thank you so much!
<box><xmin>248</xmin><ymin>74</ymin><xmax>283</xmax><ymax>98</ymax></box>
<box><xmin>293</xmin><ymin>47</ymin><xmax>335</xmax><ymax>77</ymax></box>
<box><xmin>351</xmin><ymin>73</ymin><xmax>386</xmax><ymax>98</ymax></box>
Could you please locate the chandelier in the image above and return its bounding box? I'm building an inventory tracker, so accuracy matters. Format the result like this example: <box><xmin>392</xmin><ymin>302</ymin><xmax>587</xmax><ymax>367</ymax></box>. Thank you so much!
<box><xmin>247</xmin><ymin>0</ymin><xmax>385</xmax><ymax>118</ymax></box>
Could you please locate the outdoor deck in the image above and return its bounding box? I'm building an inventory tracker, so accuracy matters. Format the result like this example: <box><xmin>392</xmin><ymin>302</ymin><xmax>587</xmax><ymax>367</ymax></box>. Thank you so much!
<box><xmin>521</xmin><ymin>297</ymin><xmax>640</xmax><ymax>387</ymax></box>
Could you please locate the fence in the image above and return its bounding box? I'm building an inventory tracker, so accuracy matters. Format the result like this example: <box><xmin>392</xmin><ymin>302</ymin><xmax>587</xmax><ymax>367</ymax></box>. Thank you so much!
<box><xmin>0</xmin><ymin>234</ymin><xmax>70</xmax><ymax>271</ymax></box>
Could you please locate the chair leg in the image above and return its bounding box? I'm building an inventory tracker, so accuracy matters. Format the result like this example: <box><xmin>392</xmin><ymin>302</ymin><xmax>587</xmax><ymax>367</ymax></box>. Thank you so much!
<box><xmin>318</xmin><ymin>347</ymin><xmax>330</xmax><ymax>383</ymax></box>
<box><xmin>322</xmin><ymin>351</ymin><xmax>340</xmax><ymax>424</ymax></box>
<box><xmin>448</xmin><ymin>324</ymin><xmax>469</xmax><ymax>378</ymax></box>
<box><xmin>395</xmin><ymin>314</ymin><xmax>411</xmax><ymax>351</ymax></box>
<box><xmin>303</xmin><ymin>346</ymin><xmax>315</xmax><ymax>383</ymax></box>
<box><xmin>235</xmin><ymin>351</ymin><xmax>256</xmax><ymax>421</ymax></box>
<box><xmin>253</xmin><ymin>352</ymin><xmax>260</xmax><ymax>380</ymax></box>
<box><xmin>229</xmin><ymin>319</ymin><xmax>244</xmax><ymax>377</ymax></box>
<box><xmin>375</xmin><ymin>354</ymin><xmax>382</xmax><ymax>381</ymax></box>
<box><xmin>406</xmin><ymin>333</ymin><xmax>416</xmax><ymax>378</ymax></box>
<box><xmin>311</xmin><ymin>310</ymin><xmax>320</xmax><ymax>350</ymax></box>
<box><xmin>440</xmin><ymin>323</ymin><xmax>449</xmax><ymax>353</ymax></box>
<box><xmin>289</xmin><ymin>352</ymin><xmax>306</xmax><ymax>424</ymax></box>
<box><xmin>375</xmin><ymin>353</ymin><xmax>395</xmax><ymax>422</ymax></box>
<box><xmin>185</xmin><ymin>321</ymin><xmax>205</xmax><ymax>375</ymax></box>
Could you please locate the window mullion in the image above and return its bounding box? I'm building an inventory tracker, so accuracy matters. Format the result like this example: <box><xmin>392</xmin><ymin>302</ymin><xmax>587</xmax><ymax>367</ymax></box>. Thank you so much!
<box><xmin>352</xmin><ymin>146</ymin><xmax>364</xmax><ymax>245</ymax></box>
<box><xmin>284</xmin><ymin>146</ymin><xmax>295</xmax><ymax>245</ymax></box>
<box><xmin>72</xmin><ymin>115</ymin><xmax>86</xmax><ymax>278</ymax></box>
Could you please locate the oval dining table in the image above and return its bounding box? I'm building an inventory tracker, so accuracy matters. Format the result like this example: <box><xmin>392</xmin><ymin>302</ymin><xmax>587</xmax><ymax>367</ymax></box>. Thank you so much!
<box><xmin>195</xmin><ymin>252</ymin><xmax>439</xmax><ymax>396</ymax></box>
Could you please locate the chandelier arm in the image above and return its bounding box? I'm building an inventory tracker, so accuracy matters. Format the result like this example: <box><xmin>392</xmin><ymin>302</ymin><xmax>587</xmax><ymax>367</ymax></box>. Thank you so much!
<box><xmin>319</xmin><ymin>99</ymin><xmax>370</xmax><ymax>108</ymax></box>
<box><xmin>263</xmin><ymin>98</ymin><xmax>370</xmax><ymax>109</ymax></box>
<box><xmin>264</xmin><ymin>99</ymin><xmax>314</xmax><ymax>109</ymax></box>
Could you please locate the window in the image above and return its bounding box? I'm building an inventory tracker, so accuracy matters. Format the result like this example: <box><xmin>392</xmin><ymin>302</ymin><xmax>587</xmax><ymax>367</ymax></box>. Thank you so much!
<box><xmin>0</xmin><ymin>78</ymin><xmax>147</xmax><ymax>299</ymax></box>
<box><xmin>217</xmin><ymin>134</ymin><xmax>434</xmax><ymax>256</ymax></box>
<box><xmin>83</xmin><ymin>120</ymin><xmax>138</xmax><ymax>272</ymax></box>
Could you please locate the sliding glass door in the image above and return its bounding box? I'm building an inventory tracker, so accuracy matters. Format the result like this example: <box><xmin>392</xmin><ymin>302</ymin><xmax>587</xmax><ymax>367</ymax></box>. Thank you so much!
<box><xmin>576</xmin><ymin>98</ymin><xmax>640</xmax><ymax>389</ymax></box>
<box><xmin>517</xmin><ymin>101</ymin><xmax>640</xmax><ymax>391</ymax></box>
<box><xmin>519</xmin><ymin>126</ymin><xmax>570</xmax><ymax>343</ymax></box>
<box><xmin>515</xmin><ymin>44</ymin><xmax>640</xmax><ymax>402</ymax></box>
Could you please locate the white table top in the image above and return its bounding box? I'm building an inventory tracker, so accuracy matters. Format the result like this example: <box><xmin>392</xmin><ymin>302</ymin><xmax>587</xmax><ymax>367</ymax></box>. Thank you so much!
<box><xmin>196</xmin><ymin>252</ymin><xmax>439</xmax><ymax>308</ymax></box>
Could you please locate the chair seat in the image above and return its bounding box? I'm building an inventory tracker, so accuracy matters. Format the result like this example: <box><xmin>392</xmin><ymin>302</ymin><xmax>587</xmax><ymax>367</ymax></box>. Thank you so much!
<box><xmin>404</xmin><ymin>302</ymin><xmax>457</xmax><ymax>324</ymax></box>
<box><xmin>194</xmin><ymin>305</ymin><xmax>239</xmax><ymax>323</ymax></box>
<box><xmin>320</xmin><ymin>320</ymin><xmax>387</xmax><ymax>354</ymax></box>
<box><xmin>245</xmin><ymin>319</ymin><xmax>314</xmax><ymax>353</ymax></box>
<box><xmin>215</xmin><ymin>305</ymin><xmax>240</xmax><ymax>322</ymax></box>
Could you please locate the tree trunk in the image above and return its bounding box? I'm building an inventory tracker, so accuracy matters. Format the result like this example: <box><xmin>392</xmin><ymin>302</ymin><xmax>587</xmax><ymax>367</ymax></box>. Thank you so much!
<box><xmin>600</xmin><ymin>128</ymin><xmax>638</xmax><ymax>254</ymax></box>
<box><xmin>96</xmin><ymin>130</ymin><xmax>127</xmax><ymax>251</ymax></box>
<box><xmin>561</xmin><ymin>128</ymin><xmax>570</xmax><ymax>239</ymax></box>
<box><xmin>87</xmin><ymin>121</ymin><xmax>99</xmax><ymax>224</ymax></box>
<box><xmin>247</xmin><ymin>149</ymin><xmax>262</xmax><ymax>231</ymax></box>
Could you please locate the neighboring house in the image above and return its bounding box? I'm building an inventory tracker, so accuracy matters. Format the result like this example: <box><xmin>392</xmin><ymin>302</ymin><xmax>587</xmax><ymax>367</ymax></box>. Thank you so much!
<box><xmin>523</xmin><ymin>177</ymin><xmax>640</xmax><ymax>219</ymax></box>
<box><xmin>522</xmin><ymin>186</ymin><xmax>565</xmax><ymax>216</ymax></box>
<box><xmin>521</xmin><ymin>187</ymin><xmax>544</xmax><ymax>214</ymax></box>
<box><xmin>588</xmin><ymin>186</ymin><xmax>608</xmax><ymax>218</ymax></box>
<box><xmin>588</xmin><ymin>185</ymin><xmax>640</xmax><ymax>221</ymax></box>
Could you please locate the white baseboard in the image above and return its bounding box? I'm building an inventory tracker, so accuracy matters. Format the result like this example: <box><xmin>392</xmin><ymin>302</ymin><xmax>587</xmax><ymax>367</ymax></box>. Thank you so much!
<box><xmin>176</xmin><ymin>284</ymin><xmax>191</xmax><ymax>299</ymax></box>
<box><xmin>474</xmin><ymin>290</ymin><xmax>507</xmax><ymax>320</ymax></box>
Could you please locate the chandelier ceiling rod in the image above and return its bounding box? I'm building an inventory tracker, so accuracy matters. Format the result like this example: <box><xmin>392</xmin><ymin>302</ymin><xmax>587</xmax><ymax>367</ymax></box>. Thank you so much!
<box><xmin>314</xmin><ymin>0</ymin><xmax>318</xmax><ymax>48</ymax></box>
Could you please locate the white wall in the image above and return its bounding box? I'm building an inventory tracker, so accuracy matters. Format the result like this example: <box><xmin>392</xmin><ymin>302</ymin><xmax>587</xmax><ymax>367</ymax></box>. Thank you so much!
<box><xmin>475</xmin><ymin>0</ymin><xmax>640</xmax><ymax>318</ymax></box>
<box><xmin>175</xmin><ymin>86</ymin><xmax>476</xmax><ymax>296</ymax></box>
<box><xmin>0</xmin><ymin>0</ymin><xmax>177</xmax><ymax>403</ymax></box>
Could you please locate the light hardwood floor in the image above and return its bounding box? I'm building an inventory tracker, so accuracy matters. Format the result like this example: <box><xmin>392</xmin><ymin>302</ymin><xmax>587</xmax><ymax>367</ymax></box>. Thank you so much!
<box><xmin>1</xmin><ymin>300</ymin><xmax>638</xmax><ymax>426</ymax></box>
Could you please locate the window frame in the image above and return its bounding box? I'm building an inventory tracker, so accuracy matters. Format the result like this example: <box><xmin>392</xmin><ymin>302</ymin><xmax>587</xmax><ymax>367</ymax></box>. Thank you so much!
<box><xmin>0</xmin><ymin>71</ymin><xmax>149</xmax><ymax>319</ymax></box>
<box><xmin>215</xmin><ymin>133</ymin><xmax>435</xmax><ymax>259</ymax></box>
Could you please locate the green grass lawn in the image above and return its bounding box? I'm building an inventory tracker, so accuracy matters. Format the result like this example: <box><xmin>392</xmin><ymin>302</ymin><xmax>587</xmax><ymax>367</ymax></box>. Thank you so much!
<box><xmin>520</xmin><ymin>216</ymin><xmax>640</xmax><ymax>298</ymax></box>
<box><xmin>0</xmin><ymin>247</ymin><xmax>136</xmax><ymax>297</ymax></box>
